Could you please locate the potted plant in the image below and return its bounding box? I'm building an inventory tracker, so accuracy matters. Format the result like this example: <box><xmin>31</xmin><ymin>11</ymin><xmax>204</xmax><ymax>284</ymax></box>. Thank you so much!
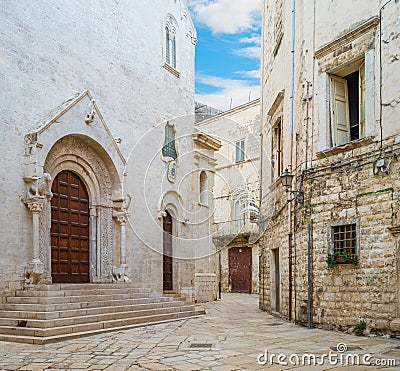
<box><xmin>326</xmin><ymin>252</ymin><xmax>359</xmax><ymax>268</ymax></box>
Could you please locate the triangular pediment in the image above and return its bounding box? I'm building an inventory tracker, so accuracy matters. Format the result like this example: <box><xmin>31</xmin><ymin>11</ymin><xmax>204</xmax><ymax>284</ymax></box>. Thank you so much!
<box><xmin>26</xmin><ymin>90</ymin><xmax>126</xmax><ymax>169</ymax></box>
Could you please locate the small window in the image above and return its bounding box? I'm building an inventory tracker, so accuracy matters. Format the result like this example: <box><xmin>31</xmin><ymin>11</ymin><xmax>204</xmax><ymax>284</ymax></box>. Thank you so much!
<box><xmin>199</xmin><ymin>171</ymin><xmax>208</xmax><ymax>206</ymax></box>
<box><xmin>330</xmin><ymin>60</ymin><xmax>365</xmax><ymax>146</ymax></box>
<box><xmin>162</xmin><ymin>124</ymin><xmax>177</xmax><ymax>159</ymax></box>
<box><xmin>235</xmin><ymin>140</ymin><xmax>245</xmax><ymax>163</ymax></box>
<box><xmin>271</xmin><ymin>120</ymin><xmax>283</xmax><ymax>180</ymax></box>
<box><xmin>331</xmin><ymin>224</ymin><xmax>356</xmax><ymax>256</ymax></box>
<box><xmin>165</xmin><ymin>26</ymin><xmax>176</xmax><ymax>69</ymax></box>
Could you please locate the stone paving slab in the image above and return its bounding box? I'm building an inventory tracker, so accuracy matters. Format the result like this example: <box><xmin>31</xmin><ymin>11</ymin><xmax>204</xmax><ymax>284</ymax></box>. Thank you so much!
<box><xmin>0</xmin><ymin>293</ymin><xmax>399</xmax><ymax>370</ymax></box>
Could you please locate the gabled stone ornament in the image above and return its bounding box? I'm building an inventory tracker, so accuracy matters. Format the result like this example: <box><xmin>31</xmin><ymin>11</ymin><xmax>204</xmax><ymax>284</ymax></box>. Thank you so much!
<box><xmin>85</xmin><ymin>99</ymin><xmax>96</xmax><ymax>124</ymax></box>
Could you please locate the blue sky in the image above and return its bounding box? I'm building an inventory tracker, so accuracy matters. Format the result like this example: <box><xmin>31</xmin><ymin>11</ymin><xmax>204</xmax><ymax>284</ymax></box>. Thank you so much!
<box><xmin>186</xmin><ymin>0</ymin><xmax>262</xmax><ymax>111</ymax></box>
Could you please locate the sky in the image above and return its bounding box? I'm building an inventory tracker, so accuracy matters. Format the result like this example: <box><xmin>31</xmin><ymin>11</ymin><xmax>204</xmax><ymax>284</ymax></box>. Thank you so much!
<box><xmin>186</xmin><ymin>0</ymin><xmax>262</xmax><ymax>112</ymax></box>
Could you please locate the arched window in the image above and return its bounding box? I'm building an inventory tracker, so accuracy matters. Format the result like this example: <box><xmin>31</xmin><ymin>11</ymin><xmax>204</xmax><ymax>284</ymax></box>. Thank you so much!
<box><xmin>162</xmin><ymin>123</ymin><xmax>177</xmax><ymax>159</ymax></box>
<box><xmin>199</xmin><ymin>171</ymin><xmax>208</xmax><ymax>205</ymax></box>
<box><xmin>165</xmin><ymin>26</ymin><xmax>176</xmax><ymax>69</ymax></box>
<box><xmin>165</xmin><ymin>27</ymin><xmax>171</xmax><ymax>65</ymax></box>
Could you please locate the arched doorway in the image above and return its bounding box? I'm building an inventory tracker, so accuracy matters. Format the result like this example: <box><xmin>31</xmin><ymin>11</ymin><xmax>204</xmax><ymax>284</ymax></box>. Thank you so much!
<box><xmin>163</xmin><ymin>211</ymin><xmax>173</xmax><ymax>291</ymax></box>
<box><xmin>50</xmin><ymin>170</ymin><xmax>90</xmax><ymax>283</ymax></box>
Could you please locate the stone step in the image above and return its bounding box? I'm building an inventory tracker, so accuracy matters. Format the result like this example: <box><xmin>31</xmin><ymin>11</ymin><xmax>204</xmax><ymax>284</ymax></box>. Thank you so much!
<box><xmin>0</xmin><ymin>311</ymin><xmax>205</xmax><ymax>344</ymax></box>
<box><xmin>0</xmin><ymin>300</ymin><xmax>182</xmax><ymax>320</ymax></box>
<box><xmin>0</xmin><ymin>307</ymin><xmax>200</xmax><ymax>338</ymax></box>
<box><xmin>6</xmin><ymin>292</ymin><xmax>155</xmax><ymax>305</ymax></box>
<box><xmin>0</xmin><ymin>296</ymin><xmax>172</xmax><ymax>312</ymax></box>
<box><xmin>0</xmin><ymin>284</ymin><xmax>205</xmax><ymax>344</ymax></box>
<box><xmin>0</xmin><ymin>303</ymin><xmax>194</xmax><ymax>328</ymax></box>
<box><xmin>14</xmin><ymin>287</ymin><xmax>151</xmax><ymax>297</ymax></box>
<box><xmin>30</xmin><ymin>283</ymin><xmax>144</xmax><ymax>291</ymax></box>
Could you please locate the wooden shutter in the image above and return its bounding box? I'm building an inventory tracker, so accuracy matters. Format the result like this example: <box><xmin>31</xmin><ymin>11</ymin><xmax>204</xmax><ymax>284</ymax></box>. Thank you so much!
<box><xmin>359</xmin><ymin>62</ymin><xmax>366</xmax><ymax>138</ymax></box>
<box><xmin>330</xmin><ymin>76</ymin><xmax>350</xmax><ymax>146</ymax></box>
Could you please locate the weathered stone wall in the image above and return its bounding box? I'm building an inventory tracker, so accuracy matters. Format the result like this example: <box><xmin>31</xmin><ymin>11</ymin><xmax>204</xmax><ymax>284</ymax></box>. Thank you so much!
<box><xmin>195</xmin><ymin>273</ymin><xmax>217</xmax><ymax>303</ymax></box>
<box><xmin>260</xmin><ymin>0</ymin><xmax>400</xmax><ymax>333</ymax></box>
<box><xmin>0</xmin><ymin>0</ymin><xmax>218</xmax><ymax>300</ymax></box>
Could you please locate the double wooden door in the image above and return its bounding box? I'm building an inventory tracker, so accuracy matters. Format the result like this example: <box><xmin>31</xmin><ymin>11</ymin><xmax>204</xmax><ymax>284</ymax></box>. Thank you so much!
<box><xmin>229</xmin><ymin>247</ymin><xmax>252</xmax><ymax>293</ymax></box>
<box><xmin>50</xmin><ymin>171</ymin><xmax>90</xmax><ymax>283</ymax></box>
<box><xmin>163</xmin><ymin>211</ymin><xmax>173</xmax><ymax>291</ymax></box>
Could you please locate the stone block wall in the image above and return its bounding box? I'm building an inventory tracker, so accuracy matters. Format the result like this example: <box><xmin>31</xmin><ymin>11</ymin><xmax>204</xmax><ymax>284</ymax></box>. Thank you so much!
<box><xmin>195</xmin><ymin>273</ymin><xmax>217</xmax><ymax>303</ymax></box>
<box><xmin>259</xmin><ymin>137</ymin><xmax>400</xmax><ymax>333</ymax></box>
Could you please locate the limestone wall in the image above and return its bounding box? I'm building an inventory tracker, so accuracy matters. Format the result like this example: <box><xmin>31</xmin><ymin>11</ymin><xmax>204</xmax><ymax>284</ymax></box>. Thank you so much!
<box><xmin>259</xmin><ymin>0</ymin><xmax>400</xmax><ymax>333</ymax></box>
<box><xmin>0</xmin><ymin>0</ymin><xmax>218</xmax><ymax>300</ymax></box>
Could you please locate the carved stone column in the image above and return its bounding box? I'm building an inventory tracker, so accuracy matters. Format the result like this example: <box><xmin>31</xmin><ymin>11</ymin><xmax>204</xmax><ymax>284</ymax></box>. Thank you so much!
<box><xmin>23</xmin><ymin>197</ymin><xmax>45</xmax><ymax>284</ymax></box>
<box><xmin>118</xmin><ymin>215</ymin><xmax>128</xmax><ymax>265</ymax></box>
<box><xmin>112</xmin><ymin>211</ymin><xmax>130</xmax><ymax>282</ymax></box>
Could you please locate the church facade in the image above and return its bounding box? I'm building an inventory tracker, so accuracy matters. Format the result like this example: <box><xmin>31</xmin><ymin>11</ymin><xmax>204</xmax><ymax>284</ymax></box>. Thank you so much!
<box><xmin>1</xmin><ymin>0</ymin><xmax>219</xmax><ymax>303</ymax></box>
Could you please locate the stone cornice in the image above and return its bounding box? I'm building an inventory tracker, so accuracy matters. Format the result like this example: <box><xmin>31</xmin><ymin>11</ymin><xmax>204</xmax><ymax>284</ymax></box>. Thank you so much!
<box><xmin>315</xmin><ymin>16</ymin><xmax>380</xmax><ymax>59</ymax></box>
<box><xmin>192</xmin><ymin>131</ymin><xmax>222</xmax><ymax>151</ymax></box>
<box><xmin>267</xmin><ymin>90</ymin><xmax>285</xmax><ymax>117</ymax></box>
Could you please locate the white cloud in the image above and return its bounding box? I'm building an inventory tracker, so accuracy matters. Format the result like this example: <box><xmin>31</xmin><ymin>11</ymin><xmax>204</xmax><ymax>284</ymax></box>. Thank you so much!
<box><xmin>239</xmin><ymin>35</ymin><xmax>262</xmax><ymax>45</ymax></box>
<box><xmin>235</xmin><ymin>69</ymin><xmax>260</xmax><ymax>79</ymax></box>
<box><xmin>233</xmin><ymin>46</ymin><xmax>261</xmax><ymax>59</ymax></box>
<box><xmin>234</xmin><ymin>33</ymin><xmax>261</xmax><ymax>60</ymax></box>
<box><xmin>188</xmin><ymin>0</ymin><xmax>262</xmax><ymax>34</ymax></box>
<box><xmin>196</xmin><ymin>74</ymin><xmax>260</xmax><ymax>111</ymax></box>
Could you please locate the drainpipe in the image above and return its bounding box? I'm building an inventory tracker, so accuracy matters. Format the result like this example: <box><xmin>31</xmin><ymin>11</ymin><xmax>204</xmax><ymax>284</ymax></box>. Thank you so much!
<box><xmin>307</xmin><ymin>223</ymin><xmax>313</xmax><ymax>328</ymax></box>
<box><xmin>288</xmin><ymin>0</ymin><xmax>296</xmax><ymax>322</ymax></box>
<box><xmin>289</xmin><ymin>0</ymin><xmax>295</xmax><ymax>169</ymax></box>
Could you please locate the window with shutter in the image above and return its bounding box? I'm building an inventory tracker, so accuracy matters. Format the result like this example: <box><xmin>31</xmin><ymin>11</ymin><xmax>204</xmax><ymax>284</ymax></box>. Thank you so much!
<box><xmin>329</xmin><ymin>58</ymin><xmax>366</xmax><ymax>147</ymax></box>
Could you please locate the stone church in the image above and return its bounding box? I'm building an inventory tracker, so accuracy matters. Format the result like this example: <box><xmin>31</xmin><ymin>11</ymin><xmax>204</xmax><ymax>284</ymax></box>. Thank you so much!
<box><xmin>0</xmin><ymin>0</ymin><xmax>220</xmax><ymax>342</ymax></box>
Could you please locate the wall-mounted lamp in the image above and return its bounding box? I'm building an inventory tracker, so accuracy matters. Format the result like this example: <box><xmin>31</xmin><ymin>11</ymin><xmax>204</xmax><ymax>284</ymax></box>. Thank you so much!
<box><xmin>280</xmin><ymin>168</ymin><xmax>304</xmax><ymax>203</ymax></box>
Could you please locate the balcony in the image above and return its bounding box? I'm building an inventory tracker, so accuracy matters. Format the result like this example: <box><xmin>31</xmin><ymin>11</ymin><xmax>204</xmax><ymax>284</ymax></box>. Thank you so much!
<box><xmin>212</xmin><ymin>218</ymin><xmax>260</xmax><ymax>247</ymax></box>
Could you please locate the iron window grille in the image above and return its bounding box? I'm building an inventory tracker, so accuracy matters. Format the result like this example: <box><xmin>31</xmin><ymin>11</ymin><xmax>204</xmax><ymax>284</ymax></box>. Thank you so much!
<box><xmin>332</xmin><ymin>223</ymin><xmax>356</xmax><ymax>255</ymax></box>
<box><xmin>162</xmin><ymin>124</ymin><xmax>177</xmax><ymax>159</ymax></box>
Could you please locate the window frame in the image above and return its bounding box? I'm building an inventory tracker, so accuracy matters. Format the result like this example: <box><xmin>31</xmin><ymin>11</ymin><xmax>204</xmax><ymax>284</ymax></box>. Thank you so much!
<box><xmin>163</xmin><ymin>14</ymin><xmax>179</xmax><ymax>76</ymax></box>
<box><xmin>162</xmin><ymin>123</ymin><xmax>178</xmax><ymax>160</ymax></box>
<box><xmin>271</xmin><ymin>119</ymin><xmax>283</xmax><ymax>180</ymax></box>
<box><xmin>234</xmin><ymin>139</ymin><xmax>245</xmax><ymax>163</ymax></box>
<box><xmin>329</xmin><ymin>59</ymin><xmax>365</xmax><ymax>147</ymax></box>
<box><xmin>329</xmin><ymin>222</ymin><xmax>358</xmax><ymax>257</ymax></box>
<box><xmin>318</xmin><ymin>49</ymin><xmax>375</xmax><ymax>152</ymax></box>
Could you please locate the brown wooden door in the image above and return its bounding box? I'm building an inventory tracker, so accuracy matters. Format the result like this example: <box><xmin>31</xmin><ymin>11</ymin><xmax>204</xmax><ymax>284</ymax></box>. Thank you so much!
<box><xmin>163</xmin><ymin>211</ymin><xmax>173</xmax><ymax>291</ymax></box>
<box><xmin>51</xmin><ymin>171</ymin><xmax>90</xmax><ymax>283</ymax></box>
<box><xmin>229</xmin><ymin>247</ymin><xmax>252</xmax><ymax>293</ymax></box>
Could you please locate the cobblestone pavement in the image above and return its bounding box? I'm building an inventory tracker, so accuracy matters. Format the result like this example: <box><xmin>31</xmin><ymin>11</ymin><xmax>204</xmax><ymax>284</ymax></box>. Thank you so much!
<box><xmin>1</xmin><ymin>293</ymin><xmax>400</xmax><ymax>370</ymax></box>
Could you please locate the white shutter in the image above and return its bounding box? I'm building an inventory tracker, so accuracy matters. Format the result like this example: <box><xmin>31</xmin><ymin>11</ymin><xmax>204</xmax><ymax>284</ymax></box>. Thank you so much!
<box><xmin>359</xmin><ymin>63</ymin><xmax>366</xmax><ymax>138</ymax></box>
<box><xmin>330</xmin><ymin>76</ymin><xmax>350</xmax><ymax>146</ymax></box>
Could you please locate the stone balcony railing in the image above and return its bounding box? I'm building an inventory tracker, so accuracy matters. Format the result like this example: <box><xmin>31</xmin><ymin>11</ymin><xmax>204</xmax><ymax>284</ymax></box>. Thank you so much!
<box><xmin>212</xmin><ymin>218</ymin><xmax>260</xmax><ymax>247</ymax></box>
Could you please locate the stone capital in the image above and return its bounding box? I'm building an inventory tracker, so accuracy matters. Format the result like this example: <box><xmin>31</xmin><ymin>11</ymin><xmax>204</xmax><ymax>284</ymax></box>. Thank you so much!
<box><xmin>24</xmin><ymin>197</ymin><xmax>45</xmax><ymax>213</ymax></box>
<box><xmin>113</xmin><ymin>210</ymin><xmax>129</xmax><ymax>225</ymax></box>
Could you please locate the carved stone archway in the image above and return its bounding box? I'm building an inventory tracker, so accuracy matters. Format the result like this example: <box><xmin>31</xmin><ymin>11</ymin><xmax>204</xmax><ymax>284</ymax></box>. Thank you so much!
<box><xmin>22</xmin><ymin>91</ymin><xmax>128</xmax><ymax>285</ymax></box>
<box><xmin>41</xmin><ymin>135</ymin><xmax>119</xmax><ymax>283</ymax></box>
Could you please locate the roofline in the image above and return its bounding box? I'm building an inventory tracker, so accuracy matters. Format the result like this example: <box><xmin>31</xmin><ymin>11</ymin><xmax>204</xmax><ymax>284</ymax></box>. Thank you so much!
<box><xmin>196</xmin><ymin>98</ymin><xmax>260</xmax><ymax>126</ymax></box>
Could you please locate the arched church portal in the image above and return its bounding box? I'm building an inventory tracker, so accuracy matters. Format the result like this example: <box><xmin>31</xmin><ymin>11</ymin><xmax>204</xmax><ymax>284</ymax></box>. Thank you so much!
<box><xmin>51</xmin><ymin>170</ymin><xmax>90</xmax><ymax>283</ymax></box>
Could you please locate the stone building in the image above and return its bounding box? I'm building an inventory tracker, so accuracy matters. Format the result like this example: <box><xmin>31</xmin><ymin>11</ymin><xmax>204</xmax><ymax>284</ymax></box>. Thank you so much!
<box><xmin>259</xmin><ymin>0</ymin><xmax>400</xmax><ymax>334</ymax></box>
<box><xmin>0</xmin><ymin>0</ymin><xmax>220</xmax><ymax>342</ymax></box>
<box><xmin>196</xmin><ymin>100</ymin><xmax>261</xmax><ymax>294</ymax></box>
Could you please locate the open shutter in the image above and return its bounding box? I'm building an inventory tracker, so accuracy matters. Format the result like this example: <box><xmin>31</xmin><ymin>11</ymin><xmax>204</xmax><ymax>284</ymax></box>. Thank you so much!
<box><xmin>330</xmin><ymin>76</ymin><xmax>350</xmax><ymax>146</ymax></box>
<box><xmin>359</xmin><ymin>62</ymin><xmax>366</xmax><ymax>138</ymax></box>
